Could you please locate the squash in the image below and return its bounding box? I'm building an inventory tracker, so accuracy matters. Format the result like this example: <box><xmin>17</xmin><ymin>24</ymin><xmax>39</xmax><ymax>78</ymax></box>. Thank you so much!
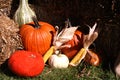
<box><xmin>48</xmin><ymin>52</ymin><xmax>69</xmax><ymax>68</ymax></box>
<box><xmin>61</xmin><ymin>30</ymin><xmax>83</xmax><ymax>59</ymax></box>
<box><xmin>84</xmin><ymin>50</ymin><xmax>100</xmax><ymax>66</ymax></box>
<box><xmin>8</xmin><ymin>50</ymin><xmax>44</xmax><ymax>77</ymax></box>
<box><xmin>14</xmin><ymin>0</ymin><xmax>37</xmax><ymax>27</ymax></box>
<box><xmin>20</xmin><ymin>17</ymin><xmax>55</xmax><ymax>55</ymax></box>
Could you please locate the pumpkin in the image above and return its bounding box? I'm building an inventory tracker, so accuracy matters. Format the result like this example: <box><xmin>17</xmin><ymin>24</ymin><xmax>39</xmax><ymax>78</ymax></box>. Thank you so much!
<box><xmin>61</xmin><ymin>30</ymin><xmax>83</xmax><ymax>59</ymax></box>
<box><xmin>8</xmin><ymin>50</ymin><xmax>44</xmax><ymax>77</ymax></box>
<box><xmin>48</xmin><ymin>53</ymin><xmax>69</xmax><ymax>68</ymax></box>
<box><xmin>20</xmin><ymin>17</ymin><xmax>55</xmax><ymax>55</ymax></box>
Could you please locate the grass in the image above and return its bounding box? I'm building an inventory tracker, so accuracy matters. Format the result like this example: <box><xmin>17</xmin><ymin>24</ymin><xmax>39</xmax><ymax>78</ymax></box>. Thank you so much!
<box><xmin>0</xmin><ymin>61</ymin><xmax>119</xmax><ymax>80</ymax></box>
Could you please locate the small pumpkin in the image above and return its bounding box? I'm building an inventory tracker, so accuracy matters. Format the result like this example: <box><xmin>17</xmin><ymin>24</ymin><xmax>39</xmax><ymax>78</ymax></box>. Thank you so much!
<box><xmin>20</xmin><ymin>17</ymin><xmax>55</xmax><ymax>55</ymax></box>
<box><xmin>48</xmin><ymin>52</ymin><xmax>69</xmax><ymax>68</ymax></box>
<box><xmin>8</xmin><ymin>50</ymin><xmax>44</xmax><ymax>77</ymax></box>
<box><xmin>61</xmin><ymin>30</ymin><xmax>83</xmax><ymax>59</ymax></box>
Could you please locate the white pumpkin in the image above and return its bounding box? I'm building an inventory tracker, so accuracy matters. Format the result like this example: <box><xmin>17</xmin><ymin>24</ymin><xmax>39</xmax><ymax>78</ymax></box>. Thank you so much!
<box><xmin>48</xmin><ymin>53</ymin><xmax>69</xmax><ymax>68</ymax></box>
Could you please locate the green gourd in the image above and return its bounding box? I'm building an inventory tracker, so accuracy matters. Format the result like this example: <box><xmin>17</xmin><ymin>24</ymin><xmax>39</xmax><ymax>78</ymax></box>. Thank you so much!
<box><xmin>14</xmin><ymin>0</ymin><xmax>36</xmax><ymax>27</ymax></box>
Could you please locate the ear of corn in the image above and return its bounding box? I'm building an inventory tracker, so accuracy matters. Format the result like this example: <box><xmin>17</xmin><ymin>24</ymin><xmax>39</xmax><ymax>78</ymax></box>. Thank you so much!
<box><xmin>43</xmin><ymin>46</ymin><xmax>55</xmax><ymax>63</ymax></box>
<box><xmin>69</xmin><ymin>48</ymin><xmax>87</xmax><ymax>66</ymax></box>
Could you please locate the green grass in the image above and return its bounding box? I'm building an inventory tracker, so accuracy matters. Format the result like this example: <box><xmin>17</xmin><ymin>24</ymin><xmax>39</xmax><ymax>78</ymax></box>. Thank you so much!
<box><xmin>0</xmin><ymin>62</ymin><xmax>119</xmax><ymax>80</ymax></box>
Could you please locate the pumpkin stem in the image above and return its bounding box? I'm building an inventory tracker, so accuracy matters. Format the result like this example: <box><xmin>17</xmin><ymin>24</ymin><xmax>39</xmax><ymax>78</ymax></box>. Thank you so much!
<box><xmin>32</xmin><ymin>16</ymin><xmax>40</xmax><ymax>28</ymax></box>
<box><xmin>55</xmin><ymin>49</ymin><xmax>60</xmax><ymax>55</ymax></box>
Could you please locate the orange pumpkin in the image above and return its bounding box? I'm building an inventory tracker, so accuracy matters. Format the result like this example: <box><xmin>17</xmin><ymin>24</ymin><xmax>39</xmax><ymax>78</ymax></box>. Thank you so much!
<box><xmin>8</xmin><ymin>50</ymin><xmax>44</xmax><ymax>77</ymax></box>
<box><xmin>20</xmin><ymin>18</ymin><xmax>55</xmax><ymax>55</ymax></box>
<box><xmin>61</xmin><ymin>30</ymin><xmax>83</xmax><ymax>59</ymax></box>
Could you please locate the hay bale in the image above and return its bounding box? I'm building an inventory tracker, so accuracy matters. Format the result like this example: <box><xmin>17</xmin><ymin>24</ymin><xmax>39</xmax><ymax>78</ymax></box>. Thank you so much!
<box><xmin>0</xmin><ymin>0</ymin><xmax>12</xmax><ymax>16</ymax></box>
<box><xmin>0</xmin><ymin>11</ymin><xmax>22</xmax><ymax>65</ymax></box>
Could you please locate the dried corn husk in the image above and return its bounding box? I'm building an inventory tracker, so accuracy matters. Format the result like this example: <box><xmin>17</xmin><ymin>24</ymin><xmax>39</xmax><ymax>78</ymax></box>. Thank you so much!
<box><xmin>69</xmin><ymin>23</ymin><xmax>98</xmax><ymax>66</ymax></box>
<box><xmin>53</xmin><ymin>20</ymin><xmax>78</xmax><ymax>50</ymax></box>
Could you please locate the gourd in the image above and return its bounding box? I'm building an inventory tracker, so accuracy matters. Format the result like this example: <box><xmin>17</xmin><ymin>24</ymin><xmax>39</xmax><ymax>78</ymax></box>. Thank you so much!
<box><xmin>8</xmin><ymin>50</ymin><xmax>44</xmax><ymax>77</ymax></box>
<box><xmin>14</xmin><ymin>0</ymin><xmax>36</xmax><ymax>27</ymax></box>
<box><xmin>48</xmin><ymin>51</ymin><xmax>69</xmax><ymax>68</ymax></box>
<box><xmin>20</xmin><ymin>17</ymin><xmax>55</xmax><ymax>55</ymax></box>
<box><xmin>84</xmin><ymin>50</ymin><xmax>100</xmax><ymax>66</ymax></box>
<box><xmin>61</xmin><ymin>30</ymin><xmax>83</xmax><ymax>59</ymax></box>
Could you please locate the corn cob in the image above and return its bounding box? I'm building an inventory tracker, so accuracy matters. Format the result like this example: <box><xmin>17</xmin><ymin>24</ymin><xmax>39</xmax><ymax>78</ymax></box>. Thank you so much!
<box><xmin>69</xmin><ymin>48</ymin><xmax>87</xmax><ymax>66</ymax></box>
<box><xmin>43</xmin><ymin>46</ymin><xmax>55</xmax><ymax>63</ymax></box>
